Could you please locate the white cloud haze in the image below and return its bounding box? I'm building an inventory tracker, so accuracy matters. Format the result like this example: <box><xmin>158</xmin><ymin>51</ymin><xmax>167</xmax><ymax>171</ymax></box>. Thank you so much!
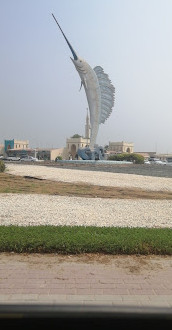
<box><xmin>0</xmin><ymin>0</ymin><xmax>172</xmax><ymax>153</ymax></box>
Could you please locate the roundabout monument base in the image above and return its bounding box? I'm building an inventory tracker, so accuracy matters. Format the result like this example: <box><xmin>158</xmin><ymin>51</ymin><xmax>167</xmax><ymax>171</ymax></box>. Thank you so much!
<box><xmin>77</xmin><ymin>146</ymin><xmax>105</xmax><ymax>161</ymax></box>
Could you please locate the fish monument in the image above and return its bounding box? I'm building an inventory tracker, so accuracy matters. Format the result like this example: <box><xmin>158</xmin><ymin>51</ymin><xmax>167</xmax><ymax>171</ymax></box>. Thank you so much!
<box><xmin>52</xmin><ymin>14</ymin><xmax>115</xmax><ymax>160</ymax></box>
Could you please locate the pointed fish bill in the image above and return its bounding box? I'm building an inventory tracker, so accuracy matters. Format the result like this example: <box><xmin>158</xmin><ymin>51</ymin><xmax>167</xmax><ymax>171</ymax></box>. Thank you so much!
<box><xmin>70</xmin><ymin>57</ymin><xmax>77</xmax><ymax>65</ymax></box>
<box><xmin>52</xmin><ymin>13</ymin><xmax>78</xmax><ymax>60</ymax></box>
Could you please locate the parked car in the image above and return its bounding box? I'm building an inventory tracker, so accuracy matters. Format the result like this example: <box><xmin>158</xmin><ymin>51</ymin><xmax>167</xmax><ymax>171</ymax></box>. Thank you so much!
<box><xmin>5</xmin><ymin>156</ymin><xmax>20</xmax><ymax>161</ymax></box>
<box><xmin>154</xmin><ymin>160</ymin><xmax>167</xmax><ymax>165</ymax></box>
<box><xmin>20</xmin><ymin>156</ymin><xmax>38</xmax><ymax>162</ymax></box>
<box><xmin>149</xmin><ymin>158</ymin><xmax>167</xmax><ymax>165</ymax></box>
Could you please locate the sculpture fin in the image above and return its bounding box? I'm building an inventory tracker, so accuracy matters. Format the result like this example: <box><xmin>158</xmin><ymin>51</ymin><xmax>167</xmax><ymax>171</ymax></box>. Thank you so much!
<box><xmin>79</xmin><ymin>81</ymin><xmax>83</xmax><ymax>91</ymax></box>
<box><xmin>83</xmin><ymin>77</ymin><xmax>87</xmax><ymax>89</ymax></box>
<box><xmin>94</xmin><ymin>66</ymin><xmax>115</xmax><ymax>124</ymax></box>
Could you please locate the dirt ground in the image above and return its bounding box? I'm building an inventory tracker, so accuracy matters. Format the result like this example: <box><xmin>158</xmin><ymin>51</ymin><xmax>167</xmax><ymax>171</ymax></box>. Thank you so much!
<box><xmin>1</xmin><ymin>173</ymin><xmax>172</xmax><ymax>200</ymax></box>
<box><xmin>1</xmin><ymin>252</ymin><xmax>171</xmax><ymax>275</ymax></box>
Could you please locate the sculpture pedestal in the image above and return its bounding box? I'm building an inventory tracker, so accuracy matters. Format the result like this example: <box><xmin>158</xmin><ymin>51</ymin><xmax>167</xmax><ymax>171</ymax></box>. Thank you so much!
<box><xmin>77</xmin><ymin>146</ymin><xmax>104</xmax><ymax>161</ymax></box>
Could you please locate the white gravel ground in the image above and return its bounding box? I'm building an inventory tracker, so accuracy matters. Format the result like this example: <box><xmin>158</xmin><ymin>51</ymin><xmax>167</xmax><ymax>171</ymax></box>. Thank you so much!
<box><xmin>0</xmin><ymin>163</ymin><xmax>172</xmax><ymax>228</ymax></box>
<box><xmin>0</xmin><ymin>194</ymin><xmax>172</xmax><ymax>228</ymax></box>
<box><xmin>6</xmin><ymin>163</ymin><xmax>172</xmax><ymax>191</ymax></box>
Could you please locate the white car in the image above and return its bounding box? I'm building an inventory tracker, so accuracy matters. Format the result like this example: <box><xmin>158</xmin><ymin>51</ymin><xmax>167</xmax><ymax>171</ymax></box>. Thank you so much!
<box><xmin>6</xmin><ymin>156</ymin><xmax>20</xmax><ymax>161</ymax></box>
<box><xmin>20</xmin><ymin>156</ymin><xmax>38</xmax><ymax>162</ymax></box>
<box><xmin>154</xmin><ymin>160</ymin><xmax>167</xmax><ymax>165</ymax></box>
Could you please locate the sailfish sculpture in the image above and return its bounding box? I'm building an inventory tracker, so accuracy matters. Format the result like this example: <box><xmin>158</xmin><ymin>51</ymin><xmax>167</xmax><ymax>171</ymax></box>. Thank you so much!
<box><xmin>52</xmin><ymin>14</ymin><xmax>115</xmax><ymax>153</ymax></box>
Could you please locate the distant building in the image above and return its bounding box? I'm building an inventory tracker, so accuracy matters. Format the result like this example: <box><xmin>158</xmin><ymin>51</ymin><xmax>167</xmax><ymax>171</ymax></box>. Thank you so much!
<box><xmin>37</xmin><ymin>148</ymin><xmax>66</xmax><ymax>161</ymax></box>
<box><xmin>4</xmin><ymin>139</ymin><xmax>29</xmax><ymax>157</ymax></box>
<box><xmin>155</xmin><ymin>153</ymin><xmax>172</xmax><ymax>163</ymax></box>
<box><xmin>108</xmin><ymin>141</ymin><xmax>134</xmax><ymax>154</ymax></box>
<box><xmin>0</xmin><ymin>144</ymin><xmax>4</xmax><ymax>156</ymax></box>
<box><xmin>3</xmin><ymin>139</ymin><xmax>67</xmax><ymax>161</ymax></box>
<box><xmin>4</xmin><ymin>139</ymin><xmax>29</xmax><ymax>153</ymax></box>
<box><xmin>3</xmin><ymin>137</ymin><xmax>64</xmax><ymax>161</ymax></box>
<box><xmin>66</xmin><ymin>136</ymin><xmax>90</xmax><ymax>160</ymax></box>
<box><xmin>65</xmin><ymin>112</ymin><xmax>91</xmax><ymax>160</ymax></box>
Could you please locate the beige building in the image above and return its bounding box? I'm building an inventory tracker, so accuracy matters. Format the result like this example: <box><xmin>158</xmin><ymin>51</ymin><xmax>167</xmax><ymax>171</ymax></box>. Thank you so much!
<box><xmin>0</xmin><ymin>144</ymin><xmax>4</xmax><ymax>156</ymax></box>
<box><xmin>13</xmin><ymin>140</ymin><xmax>29</xmax><ymax>150</ymax></box>
<box><xmin>66</xmin><ymin>136</ymin><xmax>90</xmax><ymax>159</ymax></box>
<box><xmin>155</xmin><ymin>153</ymin><xmax>172</xmax><ymax>162</ymax></box>
<box><xmin>4</xmin><ymin>138</ymin><xmax>66</xmax><ymax>161</ymax></box>
<box><xmin>4</xmin><ymin>139</ymin><xmax>29</xmax><ymax>157</ymax></box>
<box><xmin>37</xmin><ymin>148</ymin><xmax>66</xmax><ymax>161</ymax></box>
<box><xmin>108</xmin><ymin>141</ymin><xmax>134</xmax><ymax>154</ymax></box>
<box><xmin>64</xmin><ymin>111</ymin><xmax>91</xmax><ymax>160</ymax></box>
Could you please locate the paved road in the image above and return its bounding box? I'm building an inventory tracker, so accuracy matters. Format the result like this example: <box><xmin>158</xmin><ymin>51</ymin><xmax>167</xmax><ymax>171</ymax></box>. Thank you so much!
<box><xmin>0</xmin><ymin>253</ymin><xmax>171</xmax><ymax>308</ymax></box>
<box><xmin>43</xmin><ymin>161</ymin><xmax>172</xmax><ymax>178</ymax></box>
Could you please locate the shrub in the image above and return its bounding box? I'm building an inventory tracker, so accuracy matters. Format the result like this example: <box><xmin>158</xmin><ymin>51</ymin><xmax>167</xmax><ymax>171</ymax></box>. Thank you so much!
<box><xmin>128</xmin><ymin>153</ymin><xmax>144</xmax><ymax>164</ymax></box>
<box><xmin>0</xmin><ymin>160</ymin><xmax>5</xmax><ymax>172</ymax></box>
<box><xmin>108</xmin><ymin>153</ymin><xmax>144</xmax><ymax>164</ymax></box>
<box><xmin>55</xmin><ymin>156</ymin><xmax>62</xmax><ymax>161</ymax></box>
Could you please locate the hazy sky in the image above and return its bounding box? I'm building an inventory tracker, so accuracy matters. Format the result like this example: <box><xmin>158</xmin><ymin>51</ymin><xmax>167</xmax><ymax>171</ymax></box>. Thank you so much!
<box><xmin>1</xmin><ymin>0</ymin><xmax>172</xmax><ymax>153</ymax></box>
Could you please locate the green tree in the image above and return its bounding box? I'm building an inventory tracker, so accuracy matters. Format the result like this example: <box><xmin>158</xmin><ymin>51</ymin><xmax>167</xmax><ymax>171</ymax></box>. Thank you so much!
<box><xmin>0</xmin><ymin>160</ymin><xmax>5</xmax><ymax>172</ymax></box>
<box><xmin>108</xmin><ymin>153</ymin><xmax>144</xmax><ymax>164</ymax></box>
<box><xmin>55</xmin><ymin>156</ymin><xmax>62</xmax><ymax>161</ymax></box>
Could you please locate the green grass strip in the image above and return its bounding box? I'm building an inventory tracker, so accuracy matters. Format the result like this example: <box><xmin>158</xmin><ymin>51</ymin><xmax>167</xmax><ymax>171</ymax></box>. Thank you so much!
<box><xmin>0</xmin><ymin>226</ymin><xmax>171</xmax><ymax>255</ymax></box>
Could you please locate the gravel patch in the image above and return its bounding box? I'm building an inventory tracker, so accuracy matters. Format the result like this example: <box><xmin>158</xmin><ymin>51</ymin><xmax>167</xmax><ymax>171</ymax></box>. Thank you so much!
<box><xmin>0</xmin><ymin>194</ymin><xmax>172</xmax><ymax>228</ymax></box>
<box><xmin>1</xmin><ymin>163</ymin><xmax>172</xmax><ymax>228</ymax></box>
<box><xmin>6</xmin><ymin>164</ymin><xmax>172</xmax><ymax>192</ymax></box>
